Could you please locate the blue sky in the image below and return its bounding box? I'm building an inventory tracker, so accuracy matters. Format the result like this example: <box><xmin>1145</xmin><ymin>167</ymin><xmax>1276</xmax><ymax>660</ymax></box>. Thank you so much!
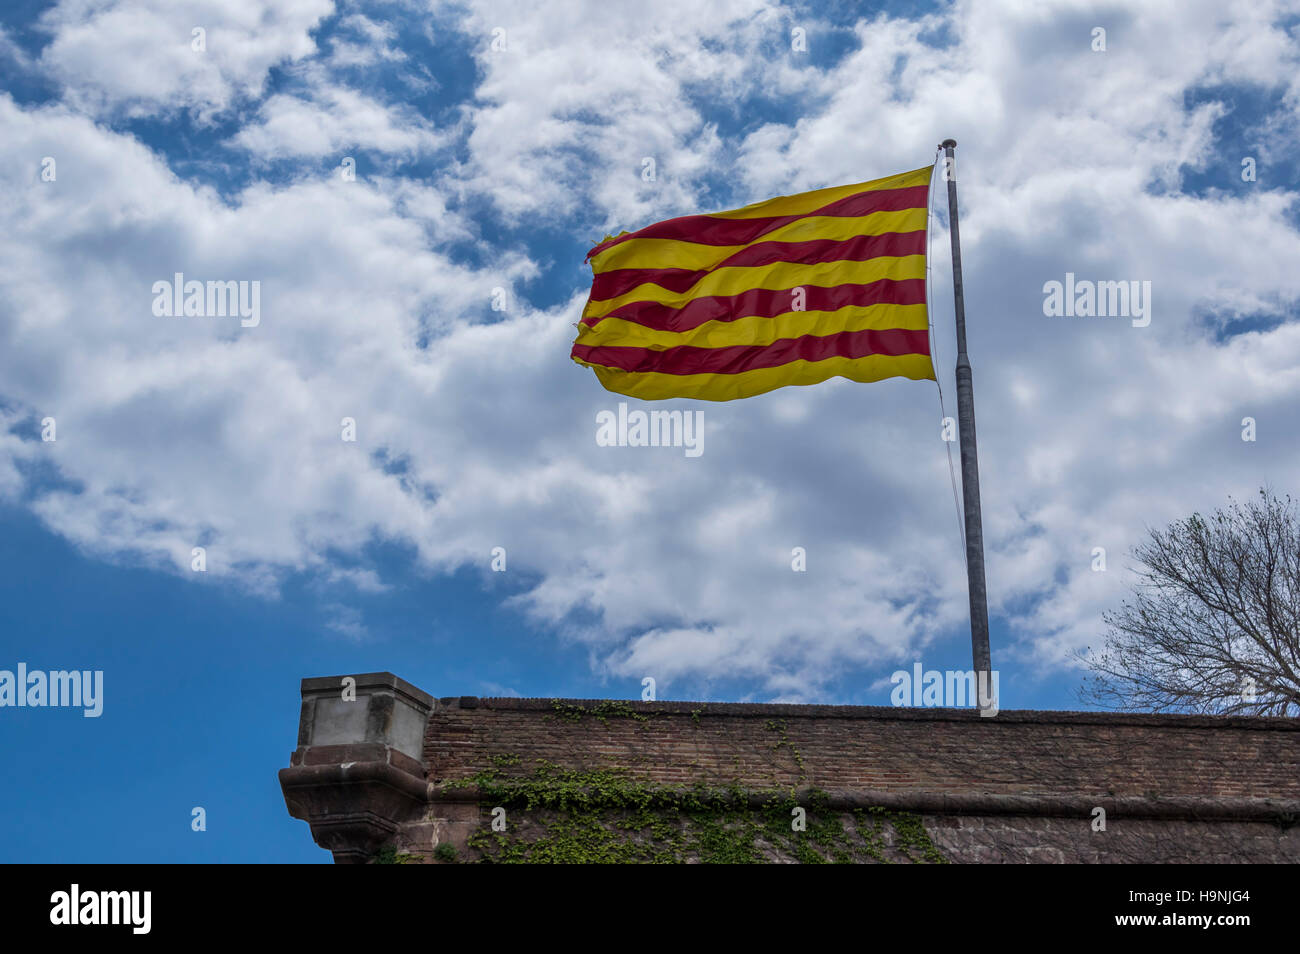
<box><xmin>1</xmin><ymin>0</ymin><xmax>1299</xmax><ymax>861</ymax></box>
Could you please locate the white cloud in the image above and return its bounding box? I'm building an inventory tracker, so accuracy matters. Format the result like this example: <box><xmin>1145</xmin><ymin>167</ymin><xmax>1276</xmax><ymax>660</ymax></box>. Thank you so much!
<box><xmin>327</xmin><ymin>12</ymin><xmax>407</xmax><ymax>67</ymax></box>
<box><xmin>322</xmin><ymin>602</ymin><xmax>368</xmax><ymax>640</ymax></box>
<box><xmin>448</xmin><ymin>0</ymin><xmax>817</xmax><ymax>227</ymax></box>
<box><xmin>2</xmin><ymin>0</ymin><xmax>1300</xmax><ymax>701</ymax></box>
<box><xmin>0</xmin><ymin>25</ymin><xmax>36</xmax><ymax>71</ymax></box>
<box><xmin>232</xmin><ymin>77</ymin><xmax>446</xmax><ymax>159</ymax></box>
<box><xmin>36</xmin><ymin>0</ymin><xmax>334</xmax><ymax>119</ymax></box>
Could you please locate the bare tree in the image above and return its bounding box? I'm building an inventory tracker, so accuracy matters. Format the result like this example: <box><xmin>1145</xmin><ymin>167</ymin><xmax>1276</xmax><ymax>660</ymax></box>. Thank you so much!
<box><xmin>1077</xmin><ymin>488</ymin><xmax>1300</xmax><ymax>715</ymax></box>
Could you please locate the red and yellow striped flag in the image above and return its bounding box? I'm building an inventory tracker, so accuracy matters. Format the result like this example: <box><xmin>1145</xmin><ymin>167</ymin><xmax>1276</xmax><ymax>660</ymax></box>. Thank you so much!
<box><xmin>570</xmin><ymin>165</ymin><xmax>935</xmax><ymax>402</ymax></box>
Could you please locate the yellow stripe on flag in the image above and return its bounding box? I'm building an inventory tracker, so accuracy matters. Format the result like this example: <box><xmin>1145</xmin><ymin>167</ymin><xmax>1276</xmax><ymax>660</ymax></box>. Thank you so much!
<box><xmin>571</xmin><ymin>165</ymin><xmax>936</xmax><ymax>401</ymax></box>
<box><xmin>706</xmin><ymin>166</ymin><xmax>933</xmax><ymax>220</ymax></box>
<box><xmin>582</xmin><ymin>255</ymin><xmax>927</xmax><ymax>319</ymax></box>
<box><xmin>575</xmin><ymin>353</ymin><xmax>936</xmax><ymax>402</ymax></box>
<box><xmin>589</xmin><ymin>208</ymin><xmax>929</xmax><ymax>273</ymax></box>
<box><xmin>578</xmin><ymin>303</ymin><xmax>930</xmax><ymax>350</ymax></box>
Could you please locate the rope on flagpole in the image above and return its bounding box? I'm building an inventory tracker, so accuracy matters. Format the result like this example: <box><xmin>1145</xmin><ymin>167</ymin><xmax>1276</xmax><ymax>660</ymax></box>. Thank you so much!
<box><xmin>926</xmin><ymin>145</ymin><xmax>967</xmax><ymax>565</ymax></box>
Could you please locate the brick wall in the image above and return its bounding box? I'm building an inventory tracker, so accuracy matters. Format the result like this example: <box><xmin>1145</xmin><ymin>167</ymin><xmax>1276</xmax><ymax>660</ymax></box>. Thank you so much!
<box><xmin>425</xmin><ymin>697</ymin><xmax>1300</xmax><ymax>800</ymax></box>
<box><xmin>280</xmin><ymin>676</ymin><xmax>1300</xmax><ymax>862</ymax></box>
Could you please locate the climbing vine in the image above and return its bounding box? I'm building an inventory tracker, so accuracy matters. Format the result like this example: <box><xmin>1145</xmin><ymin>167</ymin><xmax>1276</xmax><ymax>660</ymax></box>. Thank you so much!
<box><xmin>443</xmin><ymin>760</ymin><xmax>948</xmax><ymax>864</ymax></box>
<box><xmin>549</xmin><ymin>699</ymin><xmax>649</xmax><ymax>724</ymax></box>
<box><xmin>764</xmin><ymin>719</ymin><xmax>807</xmax><ymax>786</ymax></box>
<box><xmin>370</xmin><ymin>843</ymin><xmax>420</xmax><ymax>864</ymax></box>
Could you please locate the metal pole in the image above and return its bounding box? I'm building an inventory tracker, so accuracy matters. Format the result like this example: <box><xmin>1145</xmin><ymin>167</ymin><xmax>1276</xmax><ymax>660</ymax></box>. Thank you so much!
<box><xmin>939</xmin><ymin>139</ymin><xmax>993</xmax><ymax>698</ymax></box>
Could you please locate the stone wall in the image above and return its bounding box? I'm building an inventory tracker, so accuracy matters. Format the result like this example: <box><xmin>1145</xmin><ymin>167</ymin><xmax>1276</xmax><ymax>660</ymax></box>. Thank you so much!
<box><xmin>279</xmin><ymin>675</ymin><xmax>1300</xmax><ymax>863</ymax></box>
<box><xmin>426</xmin><ymin>697</ymin><xmax>1300</xmax><ymax>798</ymax></box>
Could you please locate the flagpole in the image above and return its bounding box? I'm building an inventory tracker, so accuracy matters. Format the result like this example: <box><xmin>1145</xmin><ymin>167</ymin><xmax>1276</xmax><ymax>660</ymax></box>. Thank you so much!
<box><xmin>939</xmin><ymin>139</ymin><xmax>993</xmax><ymax>699</ymax></box>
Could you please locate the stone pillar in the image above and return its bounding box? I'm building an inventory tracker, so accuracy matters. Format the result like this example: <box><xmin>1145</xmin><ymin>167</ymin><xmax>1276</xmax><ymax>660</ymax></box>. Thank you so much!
<box><xmin>279</xmin><ymin>672</ymin><xmax>434</xmax><ymax>863</ymax></box>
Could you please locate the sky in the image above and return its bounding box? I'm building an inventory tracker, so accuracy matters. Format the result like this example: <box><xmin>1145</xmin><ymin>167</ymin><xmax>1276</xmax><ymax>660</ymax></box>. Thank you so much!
<box><xmin>1</xmin><ymin>0</ymin><xmax>1298</xmax><ymax>862</ymax></box>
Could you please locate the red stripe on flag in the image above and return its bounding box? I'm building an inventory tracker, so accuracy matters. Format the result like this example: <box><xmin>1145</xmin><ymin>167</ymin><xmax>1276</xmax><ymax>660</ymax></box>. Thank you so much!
<box><xmin>584</xmin><ymin>278</ymin><xmax>927</xmax><ymax>332</ymax></box>
<box><xmin>589</xmin><ymin>231</ymin><xmax>927</xmax><ymax>301</ymax></box>
<box><xmin>586</xmin><ymin>185</ymin><xmax>931</xmax><ymax>257</ymax></box>
<box><xmin>572</xmin><ymin>328</ymin><xmax>931</xmax><ymax>376</ymax></box>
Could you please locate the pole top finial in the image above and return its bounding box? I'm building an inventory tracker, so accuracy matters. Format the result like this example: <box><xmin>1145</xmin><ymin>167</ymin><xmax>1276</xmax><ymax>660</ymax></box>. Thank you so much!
<box><xmin>940</xmin><ymin>138</ymin><xmax>957</xmax><ymax>150</ymax></box>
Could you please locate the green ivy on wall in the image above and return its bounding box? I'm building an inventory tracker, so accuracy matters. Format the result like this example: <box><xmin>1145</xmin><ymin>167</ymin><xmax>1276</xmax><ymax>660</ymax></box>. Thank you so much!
<box><xmin>437</xmin><ymin>760</ymin><xmax>948</xmax><ymax>864</ymax></box>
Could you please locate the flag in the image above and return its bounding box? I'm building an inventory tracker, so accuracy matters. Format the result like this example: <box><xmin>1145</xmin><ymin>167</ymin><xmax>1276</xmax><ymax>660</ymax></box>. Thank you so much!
<box><xmin>571</xmin><ymin>165</ymin><xmax>934</xmax><ymax>402</ymax></box>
